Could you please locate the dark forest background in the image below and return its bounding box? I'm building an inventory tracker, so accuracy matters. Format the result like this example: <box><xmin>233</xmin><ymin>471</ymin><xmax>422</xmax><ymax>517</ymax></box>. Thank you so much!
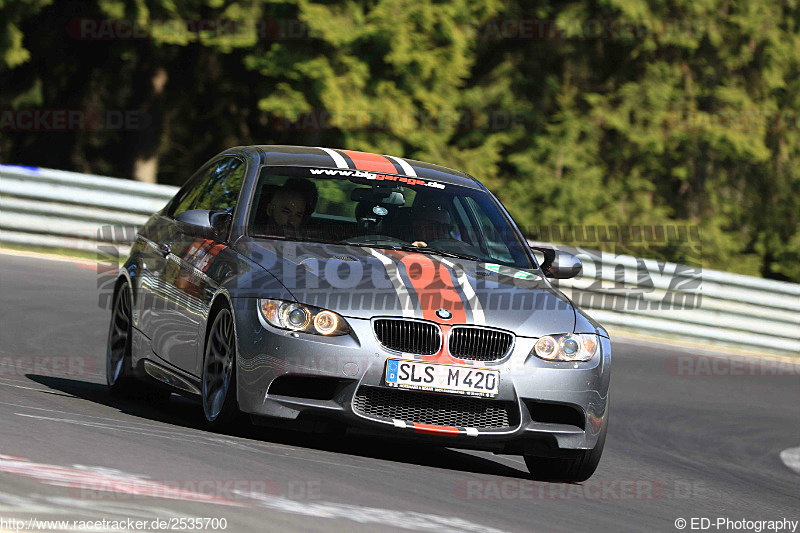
<box><xmin>1</xmin><ymin>0</ymin><xmax>798</xmax><ymax>281</ymax></box>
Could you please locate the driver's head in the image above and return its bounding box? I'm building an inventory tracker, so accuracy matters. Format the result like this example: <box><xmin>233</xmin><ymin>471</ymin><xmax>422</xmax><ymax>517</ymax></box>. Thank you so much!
<box><xmin>411</xmin><ymin>204</ymin><xmax>452</xmax><ymax>242</ymax></box>
<box><xmin>265</xmin><ymin>178</ymin><xmax>318</xmax><ymax>229</ymax></box>
<box><xmin>266</xmin><ymin>189</ymin><xmax>306</xmax><ymax>229</ymax></box>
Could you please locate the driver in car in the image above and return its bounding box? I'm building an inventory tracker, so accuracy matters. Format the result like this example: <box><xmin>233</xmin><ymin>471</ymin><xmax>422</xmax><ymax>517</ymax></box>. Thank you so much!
<box><xmin>264</xmin><ymin>178</ymin><xmax>318</xmax><ymax>232</ymax></box>
<box><xmin>410</xmin><ymin>204</ymin><xmax>455</xmax><ymax>247</ymax></box>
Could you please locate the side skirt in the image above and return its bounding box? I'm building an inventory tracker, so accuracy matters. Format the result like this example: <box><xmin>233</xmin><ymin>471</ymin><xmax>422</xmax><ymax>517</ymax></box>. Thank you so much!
<box><xmin>144</xmin><ymin>359</ymin><xmax>201</xmax><ymax>396</ymax></box>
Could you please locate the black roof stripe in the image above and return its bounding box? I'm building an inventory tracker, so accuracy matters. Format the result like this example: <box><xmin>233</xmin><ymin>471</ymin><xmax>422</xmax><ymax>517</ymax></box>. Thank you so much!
<box><xmin>249</xmin><ymin>145</ymin><xmax>480</xmax><ymax>188</ymax></box>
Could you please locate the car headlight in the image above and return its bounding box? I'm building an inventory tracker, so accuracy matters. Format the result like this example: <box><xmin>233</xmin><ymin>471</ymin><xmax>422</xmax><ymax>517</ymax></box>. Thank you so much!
<box><xmin>532</xmin><ymin>334</ymin><xmax>599</xmax><ymax>362</ymax></box>
<box><xmin>259</xmin><ymin>299</ymin><xmax>350</xmax><ymax>336</ymax></box>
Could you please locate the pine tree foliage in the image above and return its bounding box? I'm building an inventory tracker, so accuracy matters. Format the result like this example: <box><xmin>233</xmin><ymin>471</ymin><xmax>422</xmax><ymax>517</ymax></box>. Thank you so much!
<box><xmin>1</xmin><ymin>0</ymin><xmax>798</xmax><ymax>280</ymax></box>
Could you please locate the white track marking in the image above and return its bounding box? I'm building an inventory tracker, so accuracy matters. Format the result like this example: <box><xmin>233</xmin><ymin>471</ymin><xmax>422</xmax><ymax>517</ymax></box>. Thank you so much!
<box><xmin>6</xmin><ymin>400</ymin><xmax>288</xmax><ymax>449</ymax></box>
<box><xmin>15</xmin><ymin>413</ymin><xmax>215</xmax><ymax>444</ymax></box>
<box><xmin>0</xmin><ymin>381</ymin><xmax>77</xmax><ymax>396</ymax></box>
<box><xmin>0</xmin><ymin>247</ymin><xmax>95</xmax><ymax>268</ymax></box>
<box><xmin>0</xmin><ymin>454</ymin><xmax>511</xmax><ymax>533</ymax></box>
<box><xmin>0</xmin><ymin>375</ymin><xmax>51</xmax><ymax>385</ymax></box>
<box><xmin>0</xmin><ymin>490</ymin><xmax>210</xmax><ymax>528</ymax></box>
<box><xmin>385</xmin><ymin>155</ymin><xmax>417</xmax><ymax>176</ymax></box>
<box><xmin>780</xmin><ymin>447</ymin><xmax>800</xmax><ymax>475</ymax></box>
<box><xmin>237</xmin><ymin>489</ymin><xmax>510</xmax><ymax>533</ymax></box>
<box><xmin>4</xmin><ymin>397</ymin><xmax>391</xmax><ymax>471</ymax></box>
<box><xmin>0</xmin><ymin>454</ymin><xmax>245</xmax><ymax>507</ymax></box>
<box><xmin>12</xmin><ymin>413</ymin><xmax>383</xmax><ymax>474</ymax></box>
<box><xmin>2</xmin><ymin>401</ymin><xmax>178</xmax><ymax>428</ymax></box>
<box><xmin>3</xmin><ymin>399</ymin><xmax>243</xmax><ymax>435</ymax></box>
<box><xmin>317</xmin><ymin>147</ymin><xmax>349</xmax><ymax>168</ymax></box>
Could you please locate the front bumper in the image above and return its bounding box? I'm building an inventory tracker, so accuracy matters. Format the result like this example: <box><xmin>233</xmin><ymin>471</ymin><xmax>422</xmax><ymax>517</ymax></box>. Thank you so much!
<box><xmin>232</xmin><ymin>298</ymin><xmax>610</xmax><ymax>454</ymax></box>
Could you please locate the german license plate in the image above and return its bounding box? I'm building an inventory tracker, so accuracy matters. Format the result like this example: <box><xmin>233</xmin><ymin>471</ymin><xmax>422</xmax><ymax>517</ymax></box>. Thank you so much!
<box><xmin>385</xmin><ymin>359</ymin><xmax>499</xmax><ymax>398</ymax></box>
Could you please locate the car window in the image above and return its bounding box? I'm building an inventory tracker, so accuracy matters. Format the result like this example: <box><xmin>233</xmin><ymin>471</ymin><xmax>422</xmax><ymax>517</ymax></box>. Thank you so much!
<box><xmin>461</xmin><ymin>196</ymin><xmax>515</xmax><ymax>264</ymax></box>
<box><xmin>247</xmin><ymin>165</ymin><xmax>532</xmax><ymax>268</ymax></box>
<box><xmin>167</xmin><ymin>157</ymin><xmax>246</xmax><ymax>218</ymax></box>
<box><xmin>165</xmin><ymin>162</ymin><xmax>214</xmax><ymax>218</ymax></box>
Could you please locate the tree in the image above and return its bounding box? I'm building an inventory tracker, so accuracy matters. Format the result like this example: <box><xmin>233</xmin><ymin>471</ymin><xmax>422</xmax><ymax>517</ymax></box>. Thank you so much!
<box><xmin>1</xmin><ymin>0</ymin><xmax>798</xmax><ymax>281</ymax></box>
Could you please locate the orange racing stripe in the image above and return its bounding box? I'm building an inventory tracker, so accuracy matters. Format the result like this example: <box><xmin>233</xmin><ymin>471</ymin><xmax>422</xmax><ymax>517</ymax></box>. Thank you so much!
<box><xmin>339</xmin><ymin>150</ymin><xmax>398</xmax><ymax>174</ymax></box>
<box><xmin>413</xmin><ymin>423</ymin><xmax>459</xmax><ymax>436</ymax></box>
<box><xmin>386</xmin><ymin>251</ymin><xmax>467</xmax><ymax>324</ymax></box>
<box><xmin>384</xmin><ymin>250</ymin><xmax>468</xmax><ymax>364</ymax></box>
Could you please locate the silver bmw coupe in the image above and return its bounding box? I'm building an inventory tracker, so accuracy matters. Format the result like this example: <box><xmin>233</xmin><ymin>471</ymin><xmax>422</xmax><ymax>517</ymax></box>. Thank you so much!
<box><xmin>107</xmin><ymin>145</ymin><xmax>610</xmax><ymax>481</ymax></box>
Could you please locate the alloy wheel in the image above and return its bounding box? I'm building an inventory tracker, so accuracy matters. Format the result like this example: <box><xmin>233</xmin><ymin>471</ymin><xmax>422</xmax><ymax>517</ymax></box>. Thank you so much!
<box><xmin>107</xmin><ymin>284</ymin><xmax>131</xmax><ymax>386</ymax></box>
<box><xmin>202</xmin><ymin>309</ymin><xmax>236</xmax><ymax>422</ymax></box>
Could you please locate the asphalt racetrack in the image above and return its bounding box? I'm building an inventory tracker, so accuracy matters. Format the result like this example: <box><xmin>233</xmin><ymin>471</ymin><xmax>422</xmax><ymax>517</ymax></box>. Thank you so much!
<box><xmin>0</xmin><ymin>253</ymin><xmax>797</xmax><ymax>533</ymax></box>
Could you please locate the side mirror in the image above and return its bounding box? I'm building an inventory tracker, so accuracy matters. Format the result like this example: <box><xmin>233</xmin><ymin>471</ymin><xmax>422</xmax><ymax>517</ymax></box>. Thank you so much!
<box><xmin>175</xmin><ymin>209</ymin><xmax>231</xmax><ymax>241</ymax></box>
<box><xmin>531</xmin><ymin>246</ymin><xmax>582</xmax><ymax>279</ymax></box>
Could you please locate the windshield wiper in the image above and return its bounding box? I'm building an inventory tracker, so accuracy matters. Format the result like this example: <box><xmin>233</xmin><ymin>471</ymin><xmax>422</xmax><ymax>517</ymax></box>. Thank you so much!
<box><xmin>339</xmin><ymin>241</ymin><xmax>398</xmax><ymax>248</ymax></box>
<box><xmin>252</xmin><ymin>234</ymin><xmax>342</xmax><ymax>245</ymax></box>
<box><xmin>396</xmin><ymin>245</ymin><xmax>481</xmax><ymax>262</ymax></box>
<box><xmin>338</xmin><ymin>241</ymin><xmax>481</xmax><ymax>262</ymax></box>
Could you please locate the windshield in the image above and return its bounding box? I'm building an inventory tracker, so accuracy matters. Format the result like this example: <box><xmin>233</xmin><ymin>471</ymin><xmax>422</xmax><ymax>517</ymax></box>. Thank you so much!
<box><xmin>247</xmin><ymin>166</ymin><xmax>532</xmax><ymax>268</ymax></box>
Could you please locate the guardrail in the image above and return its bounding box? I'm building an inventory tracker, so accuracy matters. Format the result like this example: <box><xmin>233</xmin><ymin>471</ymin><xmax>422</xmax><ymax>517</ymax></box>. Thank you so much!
<box><xmin>1</xmin><ymin>163</ymin><xmax>798</xmax><ymax>356</ymax></box>
<box><xmin>0</xmin><ymin>164</ymin><xmax>175</xmax><ymax>256</ymax></box>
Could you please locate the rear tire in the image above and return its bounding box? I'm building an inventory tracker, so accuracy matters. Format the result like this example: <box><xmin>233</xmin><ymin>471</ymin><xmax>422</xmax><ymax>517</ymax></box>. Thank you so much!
<box><xmin>106</xmin><ymin>282</ymin><xmax>171</xmax><ymax>405</ymax></box>
<box><xmin>201</xmin><ymin>307</ymin><xmax>242</xmax><ymax>429</ymax></box>
<box><xmin>106</xmin><ymin>282</ymin><xmax>136</xmax><ymax>396</ymax></box>
<box><xmin>524</xmin><ymin>410</ymin><xmax>608</xmax><ymax>482</ymax></box>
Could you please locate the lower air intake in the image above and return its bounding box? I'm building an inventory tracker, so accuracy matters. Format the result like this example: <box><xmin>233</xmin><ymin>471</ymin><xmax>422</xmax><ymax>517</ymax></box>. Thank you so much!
<box><xmin>353</xmin><ymin>386</ymin><xmax>517</xmax><ymax>429</ymax></box>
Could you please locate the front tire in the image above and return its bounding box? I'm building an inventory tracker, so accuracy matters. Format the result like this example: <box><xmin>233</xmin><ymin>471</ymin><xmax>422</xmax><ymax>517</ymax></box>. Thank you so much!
<box><xmin>524</xmin><ymin>411</ymin><xmax>608</xmax><ymax>482</ymax></box>
<box><xmin>201</xmin><ymin>307</ymin><xmax>241</xmax><ymax>428</ymax></box>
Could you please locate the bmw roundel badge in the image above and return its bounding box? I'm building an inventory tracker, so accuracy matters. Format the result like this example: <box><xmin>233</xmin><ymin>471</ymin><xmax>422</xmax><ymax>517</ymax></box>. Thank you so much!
<box><xmin>436</xmin><ymin>308</ymin><xmax>453</xmax><ymax>320</ymax></box>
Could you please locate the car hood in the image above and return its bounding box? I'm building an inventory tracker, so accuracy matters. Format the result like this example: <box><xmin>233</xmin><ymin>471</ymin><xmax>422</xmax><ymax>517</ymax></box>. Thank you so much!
<box><xmin>237</xmin><ymin>238</ymin><xmax>575</xmax><ymax>336</ymax></box>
